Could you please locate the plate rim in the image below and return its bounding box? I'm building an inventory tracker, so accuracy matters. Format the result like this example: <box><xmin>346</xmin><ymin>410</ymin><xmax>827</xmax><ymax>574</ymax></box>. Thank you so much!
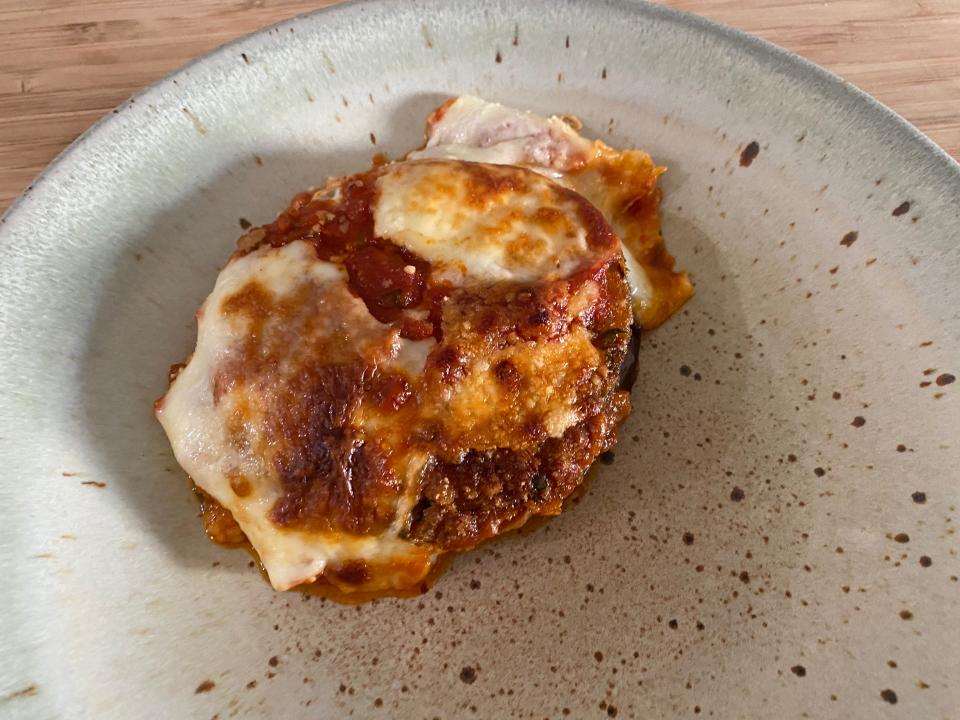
<box><xmin>1</xmin><ymin>0</ymin><xmax>958</xmax><ymax>229</ymax></box>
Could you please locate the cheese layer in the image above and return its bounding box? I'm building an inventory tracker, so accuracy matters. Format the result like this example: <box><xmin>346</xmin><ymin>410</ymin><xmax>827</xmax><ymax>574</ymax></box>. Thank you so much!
<box><xmin>410</xmin><ymin>95</ymin><xmax>693</xmax><ymax>328</ymax></box>
<box><xmin>157</xmin><ymin>157</ymin><xmax>632</xmax><ymax>592</ymax></box>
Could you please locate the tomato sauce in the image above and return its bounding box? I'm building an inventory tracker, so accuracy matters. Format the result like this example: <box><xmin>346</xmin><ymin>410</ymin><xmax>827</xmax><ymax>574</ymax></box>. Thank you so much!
<box><xmin>256</xmin><ymin>171</ymin><xmax>434</xmax><ymax>339</ymax></box>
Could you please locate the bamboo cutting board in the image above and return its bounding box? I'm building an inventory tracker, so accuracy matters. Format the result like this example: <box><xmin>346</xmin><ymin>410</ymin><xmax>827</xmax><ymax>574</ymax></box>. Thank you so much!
<box><xmin>0</xmin><ymin>0</ymin><xmax>958</xmax><ymax>213</ymax></box>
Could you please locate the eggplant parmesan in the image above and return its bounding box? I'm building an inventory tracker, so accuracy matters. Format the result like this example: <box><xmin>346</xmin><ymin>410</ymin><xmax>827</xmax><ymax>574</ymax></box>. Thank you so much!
<box><xmin>155</xmin><ymin>96</ymin><xmax>692</xmax><ymax>597</ymax></box>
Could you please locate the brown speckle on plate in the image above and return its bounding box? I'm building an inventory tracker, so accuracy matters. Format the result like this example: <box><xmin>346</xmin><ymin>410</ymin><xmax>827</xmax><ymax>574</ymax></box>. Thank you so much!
<box><xmin>739</xmin><ymin>141</ymin><xmax>760</xmax><ymax>167</ymax></box>
<box><xmin>459</xmin><ymin>666</ymin><xmax>477</xmax><ymax>684</ymax></box>
<box><xmin>4</xmin><ymin>685</ymin><xmax>38</xmax><ymax>700</ymax></box>
<box><xmin>892</xmin><ymin>201</ymin><xmax>910</xmax><ymax>216</ymax></box>
<box><xmin>880</xmin><ymin>689</ymin><xmax>898</xmax><ymax>704</ymax></box>
<box><xmin>194</xmin><ymin>680</ymin><xmax>215</xmax><ymax>694</ymax></box>
<box><xmin>840</xmin><ymin>231</ymin><xmax>858</xmax><ymax>247</ymax></box>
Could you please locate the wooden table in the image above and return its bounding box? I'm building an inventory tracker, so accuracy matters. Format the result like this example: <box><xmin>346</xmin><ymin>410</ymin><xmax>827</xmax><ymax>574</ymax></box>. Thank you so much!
<box><xmin>1</xmin><ymin>0</ymin><xmax>958</xmax><ymax>213</ymax></box>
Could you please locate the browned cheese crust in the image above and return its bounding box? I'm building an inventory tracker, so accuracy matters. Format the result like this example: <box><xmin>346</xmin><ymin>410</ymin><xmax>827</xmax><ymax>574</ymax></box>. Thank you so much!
<box><xmin>211</xmin><ymin>160</ymin><xmax>633</xmax><ymax>554</ymax></box>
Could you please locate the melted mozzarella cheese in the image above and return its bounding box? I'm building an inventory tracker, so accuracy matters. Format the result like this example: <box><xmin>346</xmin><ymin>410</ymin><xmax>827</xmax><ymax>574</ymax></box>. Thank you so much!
<box><xmin>409</xmin><ymin>95</ymin><xmax>657</xmax><ymax>321</ymax></box>
<box><xmin>375</xmin><ymin>160</ymin><xmax>596</xmax><ymax>285</ymax></box>
<box><xmin>157</xmin><ymin>241</ymin><xmax>436</xmax><ymax>591</ymax></box>
<box><xmin>411</xmin><ymin>94</ymin><xmax>591</xmax><ymax>171</ymax></box>
<box><xmin>619</xmin><ymin>237</ymin><xmax>655</xmax><ymax>316</ymax></box>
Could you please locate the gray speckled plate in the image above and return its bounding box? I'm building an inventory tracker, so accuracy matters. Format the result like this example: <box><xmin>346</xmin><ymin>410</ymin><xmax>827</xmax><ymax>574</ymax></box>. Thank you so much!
<box><xmin>2</xmin><ymin>1</ymin><xmax>959</xmax><ymax>718</ymax></box>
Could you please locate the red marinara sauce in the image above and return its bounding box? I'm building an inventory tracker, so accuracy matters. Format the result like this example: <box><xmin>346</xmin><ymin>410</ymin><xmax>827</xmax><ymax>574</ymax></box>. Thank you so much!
<box><xmin>255</xmin><ymin>170</ymin><xmax>434</xmax><ymax>339</ymax></box>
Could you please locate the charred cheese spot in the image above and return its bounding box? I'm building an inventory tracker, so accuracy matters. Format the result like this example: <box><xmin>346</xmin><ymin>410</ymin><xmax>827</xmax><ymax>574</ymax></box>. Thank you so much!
<box><xmin>493</xmin><ymin>359</ymin><xmax>521</xmax><ymax>390</ymax></box>
<box><xmin>329</xmin><ymin>559</ymin><xmax>372</xmax><ymax>586</ymax></box>
<box><xmin>158</xmin><ymin>98</ymin><xmax>689</xmax><ymax>598</ymax></box>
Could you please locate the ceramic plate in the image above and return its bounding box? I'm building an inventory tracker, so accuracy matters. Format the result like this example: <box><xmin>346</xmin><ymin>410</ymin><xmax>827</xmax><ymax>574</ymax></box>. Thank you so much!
<box><xmin>1</xmin><ymin>1</ymin><xmax>958</xmax><ymax>717</ymax></box>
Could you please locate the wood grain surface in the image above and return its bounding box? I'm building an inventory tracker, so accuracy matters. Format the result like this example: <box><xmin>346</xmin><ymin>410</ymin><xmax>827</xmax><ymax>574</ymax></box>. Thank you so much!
<box><xmin>1</xmin><ymin>0</ymin><xmax>958</xmax><ymax>213</ymax></box>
